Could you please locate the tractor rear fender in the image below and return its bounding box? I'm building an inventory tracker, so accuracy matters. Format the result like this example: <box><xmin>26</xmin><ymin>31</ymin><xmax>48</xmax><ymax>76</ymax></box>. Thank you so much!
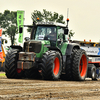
<box><xmin>61</xmin><ymin>43</ymin><xmax>80</xmax><ymax>73</ymax></box>
<box><xmin>48</xmin><ymin>43</ymin><xmax>80</xmax><ymax>57</ymax></box>
<box><xmin>66</xmin><ymin>43</ymin><xmax>80</xmax><ymax>56</ymax></box>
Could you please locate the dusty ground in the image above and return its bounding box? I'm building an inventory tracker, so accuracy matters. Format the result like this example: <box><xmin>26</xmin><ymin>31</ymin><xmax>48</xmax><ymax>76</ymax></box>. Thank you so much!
<box><xmin>0</xmin><ymin>73</ymin><xmax>100</xmax><ymax>100</ymax></box>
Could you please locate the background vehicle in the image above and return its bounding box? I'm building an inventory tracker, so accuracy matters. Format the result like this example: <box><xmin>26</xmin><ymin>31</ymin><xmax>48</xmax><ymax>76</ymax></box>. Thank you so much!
<box><xmin>5</xmin><ymin>19</ymin><xmax>88</xmax><ymax>81</ymax></box>
<box><xmin>72</xmin><ymin>40</ymin><xmax>100</xmax><ymax>47</ymax></box>
<box><xmin>0</xmin><ymin>39</ymin><xmax>7</xmax><ymax>71</ymax></box>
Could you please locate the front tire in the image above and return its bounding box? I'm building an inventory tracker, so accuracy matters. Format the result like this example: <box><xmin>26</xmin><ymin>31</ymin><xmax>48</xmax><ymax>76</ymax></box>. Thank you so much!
<box><xmin>5</xmin><ymin>49</ymin><xmax>24</xmax><ymax>78</ymax></box>
<box><xmin>41</xmin><ymin>51</ymin><xmax>62</xmax><ymax>80</ymax></box>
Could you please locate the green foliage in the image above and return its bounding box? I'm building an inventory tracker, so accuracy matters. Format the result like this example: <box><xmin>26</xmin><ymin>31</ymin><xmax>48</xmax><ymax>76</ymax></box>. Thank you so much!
<box><xmin>0</xmin><ymin>10</ymin><xmax>18</xmax><ymax>45</ymax></box>
<box><xmin>68</xmin><ymin>30</ymin><xmax>75</xmax><ymax>40</ymax></box>
<box><xmin>31</xmin><ymin>10</ymin><xmax>43</xmax><ymax>23</ymax></box>
<box><xmin>28</xmin><ymin>9</ymin><xmax>65</xmax><ymax>32</ymax></box>
<box><xmin>31</xmin><ymin>9</ymin><xmax>65</xmax><ymax>23</ymax></box>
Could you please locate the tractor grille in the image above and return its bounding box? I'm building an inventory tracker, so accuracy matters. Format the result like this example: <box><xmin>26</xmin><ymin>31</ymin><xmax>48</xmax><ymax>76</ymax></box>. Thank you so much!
<box><xmin>24</xmin><ymin>41</ymin><xmax>41</xmax><ymax>53</ymax></box>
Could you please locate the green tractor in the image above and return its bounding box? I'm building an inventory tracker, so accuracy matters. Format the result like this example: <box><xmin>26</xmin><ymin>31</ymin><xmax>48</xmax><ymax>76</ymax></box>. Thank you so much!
<box><xmin>5</xmin><ymin>20</ymin><xmax>88</xmax><ymax>81</ymax></box>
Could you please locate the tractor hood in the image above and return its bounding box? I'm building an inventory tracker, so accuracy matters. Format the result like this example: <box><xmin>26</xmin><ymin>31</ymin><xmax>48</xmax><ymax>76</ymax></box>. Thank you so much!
<box><xmin>24</xmin><ymin>40</ymin><xmax>50</xmax><ymax>57</ymax></box>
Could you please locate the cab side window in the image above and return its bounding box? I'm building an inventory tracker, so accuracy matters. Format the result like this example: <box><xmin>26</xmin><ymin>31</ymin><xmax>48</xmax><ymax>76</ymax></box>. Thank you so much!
<box><xmin>58</xmin><ymin>28</ymin><xmax>64</xmax><ymax>40</ymax></box>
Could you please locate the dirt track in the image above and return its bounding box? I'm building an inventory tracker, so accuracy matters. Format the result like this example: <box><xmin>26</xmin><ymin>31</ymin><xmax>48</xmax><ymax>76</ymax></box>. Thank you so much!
<box><xmin>0</xmin><ymin>74</ymin><xmax>100</xmax><ymax>100</ymax></box>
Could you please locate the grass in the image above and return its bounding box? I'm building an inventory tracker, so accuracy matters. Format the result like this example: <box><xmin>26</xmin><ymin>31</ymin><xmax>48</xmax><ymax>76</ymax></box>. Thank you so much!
<box><xmin>0</xmin><ymin>73</ymin><xmax>5</xmax><ymax>76</ymax></box>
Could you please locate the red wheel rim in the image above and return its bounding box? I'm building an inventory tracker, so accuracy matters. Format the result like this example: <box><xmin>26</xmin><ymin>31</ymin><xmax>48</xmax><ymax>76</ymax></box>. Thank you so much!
<box><xmin>17</xmin><ymin>68</ymin><xmax>22</xmax><ymax>73</ymax></box>
<box><xmin>53</xmin><ymin>57</ymin><xmax>60</xmax><ymax>75</ymax></box>
<box><xmin>79</xmin><ymin>54</ymin><xmax>87</xmax><ymax>77</ymax></box>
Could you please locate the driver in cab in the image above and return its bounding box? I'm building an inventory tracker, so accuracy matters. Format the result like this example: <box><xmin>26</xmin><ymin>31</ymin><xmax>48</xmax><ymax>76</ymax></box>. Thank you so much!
<box><xmin>45</xmin><ymin>28</ymin><xmax>56</xmax><ymax>40</ymax></box>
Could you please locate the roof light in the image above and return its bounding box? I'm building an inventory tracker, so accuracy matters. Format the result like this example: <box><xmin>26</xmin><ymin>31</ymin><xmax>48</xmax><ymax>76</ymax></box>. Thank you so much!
<box><xmin>37</xmin><ymin>17</ymin><xmax>39</xmax><ymax>20</ymax></box>
<box><xmin>67</xmin><ymin>18</ymin><xmax>69</xmax><ymax>21</ymax></box>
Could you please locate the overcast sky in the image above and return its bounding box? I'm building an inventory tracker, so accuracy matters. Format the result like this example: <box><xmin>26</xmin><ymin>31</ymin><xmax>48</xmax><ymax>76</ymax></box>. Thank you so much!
<box><xmin>1</xmin><ymin>0</ymin><xmax>100</xmax><ymax>43</ymax></box>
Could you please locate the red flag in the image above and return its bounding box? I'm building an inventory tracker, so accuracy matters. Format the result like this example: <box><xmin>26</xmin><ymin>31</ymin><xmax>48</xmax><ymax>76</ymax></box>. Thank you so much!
<box><xmin>0</xmin><ymin>29</ymin><xmax>2</xmax><ymax>36</ymax></box>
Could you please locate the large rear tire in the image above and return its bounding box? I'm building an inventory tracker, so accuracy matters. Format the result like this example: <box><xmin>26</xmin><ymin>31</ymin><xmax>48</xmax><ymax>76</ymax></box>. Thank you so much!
<box><xmin>72</xmin><ymin>49</ymin><xmax>88</xmax><ymax>81</ymax></box>
<box><xmin>64</xmin><ymin>55</ymin><xmax>73</xmax><ymax>81</ymax></box>
<box><xmin>5</xmin><ymin>49</ymin><xmax>24</xmax><ymax>78</ymax></box>
<box><xmin>41</xmin><ymin>51</ymin><xmax>62</xmax><ymax>80</ymax></box>
<box><xmin>64</xmin><ymin>49</ymin><xmax>78</xmax><ymax>81</ymax></box>
<box><xmin>61</xmin><ymin>55</ymin><xmax>73</xmax><ymax>81</ymax></box>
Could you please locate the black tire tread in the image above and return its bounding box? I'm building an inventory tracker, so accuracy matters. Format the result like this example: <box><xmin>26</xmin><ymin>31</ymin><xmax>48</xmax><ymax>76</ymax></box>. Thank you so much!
<box><xmin>41</xmin><ymin>50</ymin><xmax>62</xmax><ymax>80</ymax></box>
<box><xmin>64</xmin><ymin>49</ymin><xmax>77</xmax><ymax>81</ymax></box>
<box><xmin>5</xmin><ymin>49</ymin><xmax>23</xmax><ymax>78</ymax></box>
<box><xmin>72</xmin><ymin>49</ymin><xmax>88</xmax><ymax>81</ymax></box>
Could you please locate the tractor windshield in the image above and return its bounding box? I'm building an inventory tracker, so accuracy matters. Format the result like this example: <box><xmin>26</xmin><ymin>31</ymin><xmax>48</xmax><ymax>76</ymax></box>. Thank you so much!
<box><xmin>34</xmin><ymin>26</ymin><xmax>57</xmax><ymax>41</ymax></box>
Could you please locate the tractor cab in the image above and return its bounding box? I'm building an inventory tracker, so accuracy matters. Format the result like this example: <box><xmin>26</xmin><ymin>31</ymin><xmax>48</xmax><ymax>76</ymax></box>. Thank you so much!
<box><xmin>30</xmin><ymin>22</ymin><xmax>69</xmax><ymax>47</ymax></box>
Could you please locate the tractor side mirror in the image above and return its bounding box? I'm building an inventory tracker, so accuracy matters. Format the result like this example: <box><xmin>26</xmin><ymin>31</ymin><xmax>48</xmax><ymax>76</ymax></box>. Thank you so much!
<box><xmin>19</xmin><ymin>27</ymin><xmax>23</xmax><ymax>33</ymax></box>
<box><xmin>24</xmin><ymin>37</ymin><xmax>30</xmax><ymax>41</ymax></box>
<box><xmin>64</xmin><ymin>28</ymin><xmax>69</xmax><ymax>35</ymax></box>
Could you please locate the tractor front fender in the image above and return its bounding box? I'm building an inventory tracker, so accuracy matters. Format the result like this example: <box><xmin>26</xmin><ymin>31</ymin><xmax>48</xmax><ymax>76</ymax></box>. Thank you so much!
<box><xmin>10</xmin><ymin>45</ymin><xmax>23</xmax><ymax>51</ymax></box>
<box><xmin>48</xmin><ymin>47</ymin><xmax>62</xmax><ymax>56</ymax></box>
